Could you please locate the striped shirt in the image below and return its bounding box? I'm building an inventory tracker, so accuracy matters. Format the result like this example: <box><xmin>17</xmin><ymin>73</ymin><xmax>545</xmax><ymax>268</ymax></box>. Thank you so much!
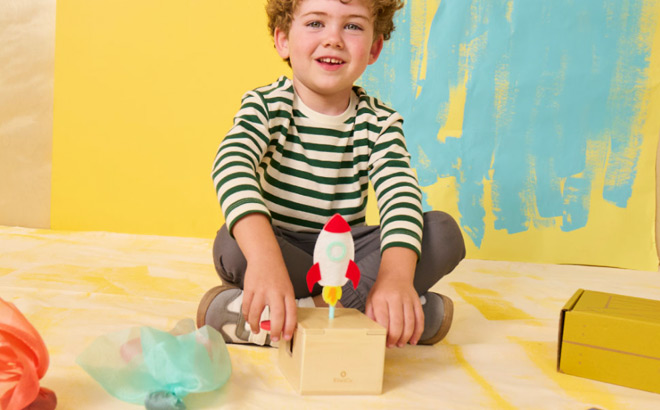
<box><xmin>212</xmin><ymin>76</ymin><xmax>424</xmax><ymax>257</ymax></box>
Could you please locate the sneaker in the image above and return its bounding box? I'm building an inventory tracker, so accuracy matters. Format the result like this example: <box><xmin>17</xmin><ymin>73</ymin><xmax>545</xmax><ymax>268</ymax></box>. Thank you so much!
<box><xmin>418</xmin><ymin>292</ymin><xmax>454</xmax><ymax>345</ymax></box>
<box><xmin>197</xmin><ymin>285</ymin><xmax>273</xmax><ymax>346</ymax></box>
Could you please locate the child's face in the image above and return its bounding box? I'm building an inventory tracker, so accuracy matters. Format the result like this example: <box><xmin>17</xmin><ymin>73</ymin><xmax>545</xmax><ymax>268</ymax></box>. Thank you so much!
<box><xmin>274</xmin><ymin>0</ymin><xmax>383</xmax><ymax>110</ymax></box>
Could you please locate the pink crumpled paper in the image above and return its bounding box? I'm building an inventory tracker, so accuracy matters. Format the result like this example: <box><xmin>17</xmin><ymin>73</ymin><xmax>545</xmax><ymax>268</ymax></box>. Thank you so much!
<box><xmin>0</xmin><ymin>298</ymin><xmax>56</xmax><ymax>410</ymax></box>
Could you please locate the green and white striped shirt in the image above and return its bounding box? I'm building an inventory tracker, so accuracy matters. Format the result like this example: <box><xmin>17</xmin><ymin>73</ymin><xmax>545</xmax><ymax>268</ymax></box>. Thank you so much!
<box><xmin>212</xmin><ymin>77</ymin><xmax>423</xmax><ymax>256</ymax></box>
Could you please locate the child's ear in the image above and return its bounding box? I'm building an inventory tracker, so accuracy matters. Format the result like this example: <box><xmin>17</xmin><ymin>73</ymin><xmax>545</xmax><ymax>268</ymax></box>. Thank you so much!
<box><xmin>274</xmin><ymin>27</ymin><xmax>290</xmax><ymax>60</ymax></box>
<box><xmin>368</xmin><ymin>34</ymin><xmax>384</xmax><ymax>65</ymax></box>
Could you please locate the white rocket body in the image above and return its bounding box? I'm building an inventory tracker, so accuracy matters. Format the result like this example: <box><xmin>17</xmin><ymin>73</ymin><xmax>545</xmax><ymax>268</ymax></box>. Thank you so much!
<box><xmin>314</xmin><ymin>229</ymin><xmax>354</xmax><ymax>287</ymax></box>
<box><xmin>306</xmin><ymin>214</ymin><xmax>361</xmax><ymax>292</ymax></box>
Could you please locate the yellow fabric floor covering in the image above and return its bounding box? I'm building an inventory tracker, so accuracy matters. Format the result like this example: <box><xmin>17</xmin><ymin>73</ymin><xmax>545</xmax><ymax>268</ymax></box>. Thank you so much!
<box><xmin>1</xmin><ymin>225</ymin><xmax>659</xmax><ymax>409</ymax></box>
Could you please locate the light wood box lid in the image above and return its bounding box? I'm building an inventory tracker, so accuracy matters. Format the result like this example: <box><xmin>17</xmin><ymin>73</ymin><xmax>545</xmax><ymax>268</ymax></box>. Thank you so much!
<box><xmin>297</xmin><ymin>308</ymin><xmax>386</xmax><ymax>335</ymax></box>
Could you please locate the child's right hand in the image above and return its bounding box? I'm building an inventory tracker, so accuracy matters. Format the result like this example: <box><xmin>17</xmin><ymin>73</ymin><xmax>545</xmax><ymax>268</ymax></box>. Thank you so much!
<box><xmin>242</xmin><ymin>258</ymin><xmax>297</xmax><ymax>343</ymax></box>
<box><xmin>232</xmin><ymin>213</ymin><xmax>297</xmax><ymax>343</ymax></box>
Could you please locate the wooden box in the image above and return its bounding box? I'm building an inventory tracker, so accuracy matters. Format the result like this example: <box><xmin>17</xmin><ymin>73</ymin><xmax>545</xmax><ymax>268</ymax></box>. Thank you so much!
<box><xmin>278</xmin><ymin>307</ymin><xmax>386</xmax><ymax>395</ymax></box>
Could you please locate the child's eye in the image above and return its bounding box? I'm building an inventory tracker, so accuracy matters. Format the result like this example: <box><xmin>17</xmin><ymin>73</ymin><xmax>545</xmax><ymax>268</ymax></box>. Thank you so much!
<box><xmin>345</xmin><ymin>23</ymin><xmax>363</xmax><ymax>31</ymax></box>
<box><xmin>307</xmin><ymin>21</ymin><xmax>323</xmax><ymax>28</ymax></box>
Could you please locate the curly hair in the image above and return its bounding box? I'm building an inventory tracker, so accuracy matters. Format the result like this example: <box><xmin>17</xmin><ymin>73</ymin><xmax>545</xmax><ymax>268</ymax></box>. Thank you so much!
<box><xmin>266</xmin><ymin>0</ymin><xmax>405</xmax><ymax>41</ymax></box>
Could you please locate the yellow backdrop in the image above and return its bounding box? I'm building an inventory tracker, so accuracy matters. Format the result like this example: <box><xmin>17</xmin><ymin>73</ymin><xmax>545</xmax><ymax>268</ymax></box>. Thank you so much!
<box><xmin>53</xmin><ymin>0</ymin><xmax>290</xmax><ymax>237</ymax></box>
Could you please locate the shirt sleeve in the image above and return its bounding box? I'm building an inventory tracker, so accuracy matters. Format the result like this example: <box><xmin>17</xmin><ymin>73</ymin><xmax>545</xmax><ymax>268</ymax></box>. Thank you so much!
<box><xmin>211</xmin><ymin>91</ymin><xmax>272</xmax><ymax>236</ymax></box>
<box><xmin>368</xmin><ymin>112</ymin><xmax>424</xmax><ymax>258</ymax></box>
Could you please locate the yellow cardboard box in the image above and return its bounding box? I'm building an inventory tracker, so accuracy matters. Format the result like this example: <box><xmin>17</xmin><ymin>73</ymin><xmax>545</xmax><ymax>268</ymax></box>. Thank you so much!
<box><xmin>558</xmin><ymin>289</ymin><xmax>660</xmax><ymax>394</ymax></box>
<box><xmin>278</xmin><ymin>307</ymin><xmax>386</xmax><ymax>395</ymax></box>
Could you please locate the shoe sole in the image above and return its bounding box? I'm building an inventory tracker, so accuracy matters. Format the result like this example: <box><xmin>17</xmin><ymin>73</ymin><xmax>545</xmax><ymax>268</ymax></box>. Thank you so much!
<box><xmin>196</xmin><ymin>284</ymin><xmax>239</xmax><ymax>328</ymax></box>
<box><xmin>419</xmin><ymin>294</ymin><xmax>454</xmax><ymax>345</ymax></box>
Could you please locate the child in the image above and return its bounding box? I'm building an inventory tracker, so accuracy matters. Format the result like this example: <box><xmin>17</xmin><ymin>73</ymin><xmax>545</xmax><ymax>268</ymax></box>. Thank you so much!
<box><xmin>197</xmin><ymin>0</ymin><xmax>465</xmax><ymax>348</ymax></box>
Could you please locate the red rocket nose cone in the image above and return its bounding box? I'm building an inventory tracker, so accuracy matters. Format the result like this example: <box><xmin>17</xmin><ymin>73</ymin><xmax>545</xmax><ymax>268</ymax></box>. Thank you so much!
<box><xmin>324</xmin><ymin>213</ymin><xmax>351</xmax><ymax>233</ymax></box>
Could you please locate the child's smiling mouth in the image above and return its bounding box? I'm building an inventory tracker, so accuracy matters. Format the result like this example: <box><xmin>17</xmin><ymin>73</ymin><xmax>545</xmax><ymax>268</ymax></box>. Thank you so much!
<box><xmin>317</xmin><ymin>57</ymin><xmax>345</xmax><ymax>66</ymax></box>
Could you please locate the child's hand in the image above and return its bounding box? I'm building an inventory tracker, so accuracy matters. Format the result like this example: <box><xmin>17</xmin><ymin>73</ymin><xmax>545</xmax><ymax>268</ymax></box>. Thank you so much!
<box><xmin>242</xmin><ymin>258</ymin><xmax>297</xmax><ymax>343</ymax></box>
<box><xmin>365</xmin><ymin>247</ymin><xmax>424</xmax><ymax>347</ymax></box>
<box><xmin>232</xmin><ymin>214</ymin><xmax>298</xmax><ymax>343</ymax></box>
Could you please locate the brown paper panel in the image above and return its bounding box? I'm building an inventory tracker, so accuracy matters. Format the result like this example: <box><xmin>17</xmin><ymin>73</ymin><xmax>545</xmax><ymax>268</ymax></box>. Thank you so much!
<box><xmin>0</xmin><ymin>0</ymin><xmax>55</xmax><ymax>228</ymax></box>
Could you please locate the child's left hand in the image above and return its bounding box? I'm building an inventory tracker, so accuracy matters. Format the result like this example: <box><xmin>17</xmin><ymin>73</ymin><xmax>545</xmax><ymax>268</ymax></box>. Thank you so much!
<box><xmin>365</xmin><ymin>247</ymin><xmax>424</xmax><ymax>348</ymax></box>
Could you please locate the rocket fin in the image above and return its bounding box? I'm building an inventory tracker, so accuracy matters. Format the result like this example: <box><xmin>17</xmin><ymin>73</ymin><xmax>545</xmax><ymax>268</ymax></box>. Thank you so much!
<box><xmin>346</xmin><ymin>259</ymin><xmax>361</xmax><ymax>289</ymax></box>
<box><xmin>306</xmin><ymin>262</ymin><xmax>321</xmax><ymax>292</ymax></box>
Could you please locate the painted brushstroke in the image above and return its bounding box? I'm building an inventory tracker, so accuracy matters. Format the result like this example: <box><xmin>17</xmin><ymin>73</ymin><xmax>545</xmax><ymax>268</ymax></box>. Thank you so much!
<box><xmin>360</xmin><ymin>0</ymin><xmax>654</xmax><ymax>247</ymax></box>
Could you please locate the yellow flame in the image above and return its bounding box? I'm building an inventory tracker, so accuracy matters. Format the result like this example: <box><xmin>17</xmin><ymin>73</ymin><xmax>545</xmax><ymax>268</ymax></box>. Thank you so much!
<box><xmin>322</xmin><ymin>286</ymin><xmax>342</xmax><ymax>307</ymax></box>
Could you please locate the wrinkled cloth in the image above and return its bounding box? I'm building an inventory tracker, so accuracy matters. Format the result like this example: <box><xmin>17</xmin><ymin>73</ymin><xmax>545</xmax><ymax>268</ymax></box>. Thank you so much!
<box><xmin>0</xmin><ymin>298</ymin><xmax>57</xmax><ymax>410</ymax></box>
<box><xmin>77</xmin><ymin>319</ymin><xmax>231</xmax><ymax>409</ymax></box>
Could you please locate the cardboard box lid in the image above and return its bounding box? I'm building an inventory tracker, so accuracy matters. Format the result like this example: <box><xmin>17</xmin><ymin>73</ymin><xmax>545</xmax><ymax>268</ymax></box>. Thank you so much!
<box><xmin>570</xmin><ymin>290</ymin><xmax>660</xmax><ymax>324</ymax></box>
<box><xmin>297</xmin><ymin>308</ymin><xmax>386</xmax><ymax>336</ymax></box>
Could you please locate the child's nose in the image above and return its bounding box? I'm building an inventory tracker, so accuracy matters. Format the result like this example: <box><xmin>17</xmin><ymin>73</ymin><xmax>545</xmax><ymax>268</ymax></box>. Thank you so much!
<box><xmin>322</xmin><ymin>27</ymin><xmax>344</xmax><ymax>49</ymax></box>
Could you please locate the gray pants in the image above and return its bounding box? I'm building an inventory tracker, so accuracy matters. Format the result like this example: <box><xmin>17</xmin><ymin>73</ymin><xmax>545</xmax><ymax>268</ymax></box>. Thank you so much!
<box><xmin>212</xmin><ymin>211</ymin><xmax>466</xmax><ymax>312</ymax></box>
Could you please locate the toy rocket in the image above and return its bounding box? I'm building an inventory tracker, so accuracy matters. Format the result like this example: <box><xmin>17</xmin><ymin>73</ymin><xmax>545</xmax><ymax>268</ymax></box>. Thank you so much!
<box><xmin>306</xmin><ymin>213</ymin><xmax>361</xmax><ymax>319</ymax></box>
